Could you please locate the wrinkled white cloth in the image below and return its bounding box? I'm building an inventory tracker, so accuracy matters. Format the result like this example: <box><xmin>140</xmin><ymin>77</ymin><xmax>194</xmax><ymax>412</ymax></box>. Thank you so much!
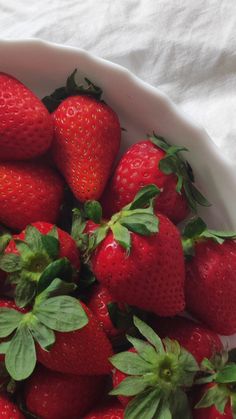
<box><xmin>0</xmin><ymin>0</ymin><xmax>236</xmax><ymax>160</ymax></box>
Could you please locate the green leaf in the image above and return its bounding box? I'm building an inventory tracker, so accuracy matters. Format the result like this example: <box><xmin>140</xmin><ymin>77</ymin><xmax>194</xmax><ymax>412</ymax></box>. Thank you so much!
<box><xmin>159</xmin><ymin>155</ymin><xmax>176</xmax><ymax>175</ymax></box>
<box><xmin>133</xmin><ymin>316</ymin><xmax>164</xmax><ymax>354</ymax></box>
<box><xmin>29</xmin><ymin>315</ymin><xmax>55</xmax><ymax>350</ymax></box>
<box><xmin>195</xmin><ymin>384</ymin><xmax>229</xmax><ymax>413</ymax></box>
<box><xmin>126</xmin><ymin>335</ymin><xmax>158</xmax><ymax>364</ymax></box>
<box><xmin>124</xmin><ymin>388</ymin><xmax>161</xmax><ymax>419</ymax></box>
<box><xmin>166</xmin><ymin>145</ymin><xmax>188</xmax><ymax>155</ymax></box>
<box><xmin>129</xmin><ymin>185</ymin><xmax>160</xmax><ymax>210</ymax></box>
<box><xmin>189</xmin><ymin>183</ymin><xmax>211</xmax><ymax>207</ymax></box>
<box><xmin>176</xmin><ymin>174</ymin><xmax>183</xmax><ymax>194</ymax></box>
<box><xmin>120</xmin><ymin>211</ymin><xmax>159</xmax><ymax>236</ymax></box>
<box><xmin>157</xmin><ymin>403</ymin><xmax>172</xmax><ymax>419</ymax></box>
<box><xmin>0</xmin><ymin>254</ymin><xmax>22</xmax><ymax>273</ymax></box>
<box><xmin>149</xmin><ymin>134</ymin><xmax>169</xmax><ymax>152</ymax></box>
<box><xmin>93</xmin><ymin>225</ymin><xmax>109</xmax><ymax>248</ymax></box>
<box><xmin>181</xmin><ymin>238</ymin><xmax>195</xmax><ymax>258</ymax></box>
<box><xmin>71</xmin><ymin>208</ymin><xmax>86</xmax><ymax>244</ymax></box>
<box><xmin>110</xmin><ymin>351</ymin><xmax>153</xmax><ymax>375</ymax></box>
<box><xmin>183</xmin><ymin>183</ymin><xmax>197</xmax><ymax>212</ymax></box>
<box><xmin>110</xmin><ymin>376</ymin><xmax>149</xmax><ymax>396</ymax></box>
<box><xmin>15</xmin><ymin>240</ymin><xmax>33</xmax><ymax>258</ymax></box>
<box><xmin>37</xmin><ymin>278</ymin><xmax>77</xmax><ymax>301</ymax></box>
<box><xmin>24</xmin><ymin>226</ymin><xmax>44</xmax><ymax>252</ymax></box>
<box><xmin>41</xmin><ymin>235</ymin><xmax>59</xmax><ymax>259</ymax></box>
<box><xmin>170</xmin><ymin>389</ymin><xmax>192</xmax><ymax>419</ymax></box>
<box><xmin>183</xmin><ymin>217</ymin><xmax>207</xmax><ymax>239</ymax></box>
<box><xmin>47</xmin><ymin>226</ymin><xmax>59</xmax><ymax>240</ymax></box>
<box><xmin>42</xmin><ymin>69</ymin><xmax>103</xmax><ymax>112</ymax></box>
<box><xmin>216</xmin><ymin>364</ymin><xmax>236</xmax><ymax>383</ymax></box>
<box><xmin>5</xmin><ymin>323</ymin><xmax>36</xmax><ymax>380</ymax></box>
<box><xmin>84</xmin><ymin>200</ymin><xmax>102</xmax><ymax>223</ymax></box>
<box><xmin>34</xmin><ymin>296</ymin><xmax>88</xmax><ymax>332</ymax></box>
<box><xmin>37</xmin><ymin>258</ymin><xmax>73</xmax><ymax>293</ymax></box>
<box><xmin>111</xmin><ymin>222</ymin><xmax>131</xmax><ymax>251</ymax></box>
<box><xmin>0</xmin><ymin>341</ymin><xmax>10</xmax><ymax>354</ymax></box>
<box><xmin>0</xmin><ymin>234</ymin><xmax>11</xmax><ymax>254</ymax></box>
<box><xmin>15</xmin><ymin>279</ymin><xmax>37</xmax><ymax>308</ymax></box>
<box><xmin>0</xmin><ymin>308</ymin><xmax>24</xmax><ymax>337</ymax></box>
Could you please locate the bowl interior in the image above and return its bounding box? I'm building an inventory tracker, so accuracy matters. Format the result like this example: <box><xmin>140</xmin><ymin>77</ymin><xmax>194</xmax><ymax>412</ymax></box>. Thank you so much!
<box><xmin>0</xmin><ymin>39</ymin><xmax>236</xmax><ymax>347</ymax></box>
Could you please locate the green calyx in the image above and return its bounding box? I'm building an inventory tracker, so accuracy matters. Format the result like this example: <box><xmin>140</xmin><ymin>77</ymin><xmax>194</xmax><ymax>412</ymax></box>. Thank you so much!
<box><xmin>109</xmin><ymin>316</ymin><xmax>199</xmax><ymax>419</ymax></box>
<box><xmin>42</xmin><ymin>69</ymin><xmax>103</xmax><ymax>113</ymax></box>
<box><xmin>0</xmin><ymin>278</ymin><xmax>88</xmax><ymax>381</ymax></box>
<box><xmin>0</xmin><ymin>225</ymin><xmax>76</xmax><ymax>308</ymax></box>
<box><xmin>194</xmin><ymin>350</ymin><xmax>236</xmax><ymax>417</ymax></box>
<box><xmin>181</xmin><ymin>217</ymin><xmax>236</xmax><ymax>257</ymax></box>
<box><xmin>197</xmin><ymin>350</ymin><xmax>236</xmax><ymax>415</ymax></box>
<box><xmin>149</xmin><ymin>133</ymin><xmax>211</xmax><ymax>212</ymax></box>
<box><xmin>72</xmin><ymin>185</ymin><xmax>160</xmax><ymax>259</ymax></box>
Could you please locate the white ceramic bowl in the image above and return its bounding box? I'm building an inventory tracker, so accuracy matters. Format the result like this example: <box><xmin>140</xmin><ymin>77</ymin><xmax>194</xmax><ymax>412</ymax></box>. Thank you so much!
<box><xmin>0</xmin><ymin>39</ymin><xmax>235</xmax><ymax>348</ymax></box>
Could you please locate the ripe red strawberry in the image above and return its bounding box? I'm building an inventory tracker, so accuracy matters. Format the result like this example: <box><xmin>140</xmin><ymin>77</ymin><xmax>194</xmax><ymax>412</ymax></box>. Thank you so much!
<box><xmin>86</xmin><ymin>186</ymin><xmax>185</xmax><ymax>317</ymax></box>
<box><xmin>110</xmin><ymin>316</ymin><xmax>199</xmax><ymax>418</ymax></box>
<box><xmin>183</xmin><ymin>218</ymin><xmax>236</xmax><ymax>335</ymax></box>
<box><xmin>87</xmin><ymin>284</ymin><xmax>126</xmax><ymax>342</ymax></box>
<box><xmin>151</xmin><ymin>316</ymin><xmax>223</xmax><ymax>364</ymax></box>
<box><xmin>101</xmin><ymin>135</ymin><xmax>209</xmax><ymax>223</ymax></box>
<box><xmin>25</xmin><ymin>365</ymin><xmax>107</xmax><ymax>419</ymax></box>
<box><xmin>0</xmin><ymin>292</ymin><xmax>113</xmax><ymax>381</ymax></box>
<box><xmin>52</xmin><ymin>95</ymin><xmax>121</xmax><ymax>201</ymax></box>
<box><xmin>0</xmin><ymin>161</ymin><xmax>64</xmax><ymax>231</ymax></box>
<box><xmin>0</xmin><ymin>222</ymin><xmax>80</xmax><ymax>308</ymax></box>
<box><xmin>37</xmin><ymin>301</ymin><xmax>113</xmax><ymax>375</ymax></box>
<box><xmin>84</xmin><ymin>400</ymin><xmax>124</xmax><ymax>418</ymax></box>
<box><xmin>0</xmin><ymin>72</ymin><xmax>53</xmax><ymax>160</ymax></box>
<box><xmin>6</xmin><ymin>221</ymin><xmax>80</xmax><ymax>271</ymax></box>
<box><xmin>0</xmin><ymin>393</ymin><xmax>25</xmax><ymax>418</ymax></box>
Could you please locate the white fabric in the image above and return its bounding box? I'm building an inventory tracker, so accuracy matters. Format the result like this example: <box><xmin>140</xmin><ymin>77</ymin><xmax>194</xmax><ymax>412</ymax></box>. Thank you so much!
<box><xmin>0</xmin><ymin>0</ymin><xmax>236</xmax><ymax>160</ymax></box>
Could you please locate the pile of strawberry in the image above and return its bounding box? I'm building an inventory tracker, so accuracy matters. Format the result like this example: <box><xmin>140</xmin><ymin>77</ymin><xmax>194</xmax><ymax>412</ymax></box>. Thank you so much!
<box><xmin>0</xmin><ymin>69</ymin><xmax>236</xmax><ymax>419</ymax></box>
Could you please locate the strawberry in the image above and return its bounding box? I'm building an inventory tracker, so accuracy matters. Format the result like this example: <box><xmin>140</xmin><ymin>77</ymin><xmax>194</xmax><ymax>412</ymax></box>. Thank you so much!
<box><xmin>151</xmin><ymin>316</ymin><xmax>223</xmax><ymax>364</ymax></box>
<box><xmin>182</xmin><ymin>217</ymin><xmax>236</xmax><ymax>335</ymax></box>
<box><xmin>0</xmin><ymin>282</ymin><xmax>113</xmax><ymax>381</ymax></box>
<box><xmin>0</xmin><ymin>222</ymin><xmax>80</xmax><ymax>308</ymax></box>
<box><xmin>0</xmin><ymin>72</ymin><xmax>53</xmax><ymax>160</ymax></box>
<box><xmin>101</xmin><ymin>135</ymin><xmax>209</xmax><ymax>224</ymax></box>
<box><xmin>0</xmin><ymin>393</ymin><xmax>25</xmax><ymax>418</ymax></box>
<box><xmin>25</xmin><ymin>365</ymin><xmax>107</xmax><ymax>419</ymax></box>
<box><xmin>37</xmin><ymin>301</ymin><xmax>113</xmax><ymax>376</ymax></box>
<box><xmin>110</xmin><ymin>316</ymin><xmax>199</xmax><ymax>418</ymax></box>
<box><xmin>52</xmin><ymin>94</ymin><xmax>121</xmax><ymax>201</ymax></box>
<box><xmin>0</xmin><ymin>161</ymin><xmax>64</xmax><ymax>231</ymax></box>
<box><xmin>84</xmin><ymin>399</ymin><xmax>124</xmax><ymax>418</ymax></box>
<box><xmin>83</xmin><ymin>185</ymin><xmax>185</xmax><ymax>317</ymax></box>
<box><xmin>87</xmin><ymin>284</ymin><xmax>128</xmax><ymax>342</ymax></box>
